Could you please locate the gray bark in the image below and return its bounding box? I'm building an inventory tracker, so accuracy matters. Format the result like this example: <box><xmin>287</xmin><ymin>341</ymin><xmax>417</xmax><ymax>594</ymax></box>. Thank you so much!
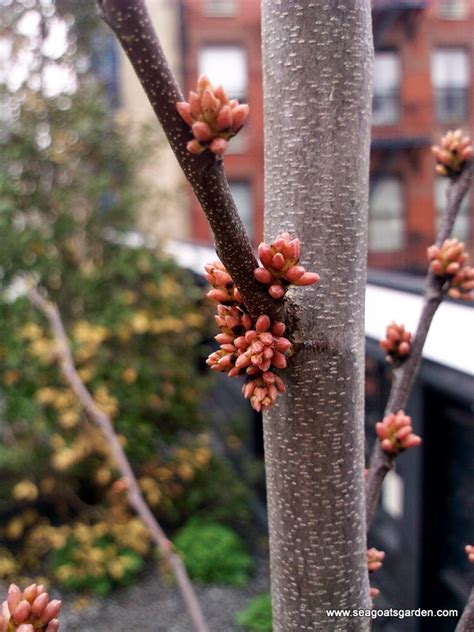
<box><xmin>262</xmin><ymin>2</ymin><xmax>373</xmax><ymax>629</ymax></box>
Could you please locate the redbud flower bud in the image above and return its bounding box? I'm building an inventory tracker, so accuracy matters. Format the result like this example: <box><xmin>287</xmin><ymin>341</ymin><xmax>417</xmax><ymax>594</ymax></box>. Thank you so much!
<box><xmin>7</xmin><ymin>585</ymin><xmax>22</xmax><ymax>614</ymax></box>
<box><xmin>177</xmin><ymin>76</ymin><xmax>249</xmax><ymax>156</ymax></box>
<box><xmin>17</xmin><ymin>625</ymin><xmax>34</xmax><ymax>632</ymax></box>
<box><xmin>39</xmin><ymin>599</ymin><xmax>62</xmax><ymax>624</ymax></box>
<box><xmin>380</xmin><ymin>321</ymin><xmax>412</xmax><ymax>364</ymax></box>
<box><xmin>432</xmin><ymin>129</ymin><xmax>473</xmax><ymax>177</ymax></box>
<box><xmin>13</xmin><ymin>600</ymin><xmax>31</xmax><ymax>624</ymax></box>
<box><xmin>376</xmin><ymin>410</ymin><xmax>422</xmax><ymax>455</ymax></box>
<box><xmin>367</xmin><ymin>548</ymin><xmax>385</xmax><ymax>573</ymax></box>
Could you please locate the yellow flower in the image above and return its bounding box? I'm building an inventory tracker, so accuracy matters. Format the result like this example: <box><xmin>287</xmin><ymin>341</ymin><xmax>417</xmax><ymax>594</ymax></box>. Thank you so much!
<box><xmin>13</xmin><ymin>480</ymin><xmax>39</xmax><ymax>502</ymax></box>
<box><xmin>121</xmin><ymin>367</ymin><xmax>137</xmax><ymax>384</ymax></box>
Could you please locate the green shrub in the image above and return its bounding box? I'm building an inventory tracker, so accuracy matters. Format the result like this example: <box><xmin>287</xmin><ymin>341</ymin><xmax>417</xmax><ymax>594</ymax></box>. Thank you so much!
<box><xmin>48</xmin><ymin>524</ymin><xmax>145</xmax><ymax>595</ymax></box>
<box><xmin>174</xmin><ymin>519</ymin><xmax>253</xmax><ymax>585</ymax></box>
<box><xmin>236</xmin><ymin>593</ymin><xmax>273</xmax><ymax>632</ymax></box>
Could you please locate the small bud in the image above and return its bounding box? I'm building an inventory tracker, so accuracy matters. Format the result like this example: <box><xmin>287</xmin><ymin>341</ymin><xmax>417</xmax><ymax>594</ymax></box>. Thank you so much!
<box><xmin>293</xmin><ymin>272</ymin><xmax>320</xmax><ymax>286</ymax></box>
<box><xmin>254</xmin><ymin>267</ymin><xmax>273</xmax><ymax>284</ymax></box>
<box><xmin>269</xmin><ymin>284</ymin><xmax>285</xmax><ymax>299</ymax></box>
<box><xmin>231</xmin><ymin>104</ymin><xmax>250</xmax><ymax>132</ymax></box>
<box><xmin>192</xmin><ymin>121</ymin><xmax>213</xmax><ymax>142</ymax></box>
<box><xmin>216</xmin><ymin>105</ymin><xmax>232</xmax><ymax>130</ymax></box>
<box><xmin>210</xmin><ymin>138</ymin><xmax>228</xmax><ymax>155</ymax></box>
<box><xmin>8</xmin><ymin>584</ymin><xmax>22</xmax><ymax>614</ymax></box>
<box><xmin>13</xmin><ymin>600</ymin><xmax>31</xmax><ymax>624</ymax></box>
<box><xmin>465</xmin><ymin>544</ymin><xmax>474</xmax><ymax>564</ymax></box>
<box><xmin>46</xmin><ymin>621</ymin><xmax>60</xmax><ymax>632</ymax></box>
<box><xmin>255</xmin><ymin>315</ymin><xmax>271</xmax><ymax>332</ymax></box>
<box><xmin>32</xmin><ymin>591</ymin><xmax>49</xmax><ymax>615</ymax></box>
<box><xmin>39</xmin><ymin>599</ymin><xmax>62</xmax><ymax>624</ymax></box>
<box><xmin>176</xmin><ymin>101</ymin><xmax>193</xmax><ymax>126</ymax></box>
<box><xmin>186</xmin><ymin>139</ymin><xmax>205</xmax><ymax>154</ymax></box>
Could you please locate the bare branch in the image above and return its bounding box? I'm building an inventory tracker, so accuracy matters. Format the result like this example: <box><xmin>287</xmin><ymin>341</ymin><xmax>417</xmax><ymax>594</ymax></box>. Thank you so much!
<box><xmin>27</xmin><ymin>287</ymin><xmax>209</xmax><ymax>632</ymax></box>
<box><xmin>96</xmin><ymin>0</ymin><xmax>280</xmax><ymax>321</ymax></box>
<box><xmin>366</xmin><ymin>164</ymin><xmax>473</xmax><ymax>526</ymax></box>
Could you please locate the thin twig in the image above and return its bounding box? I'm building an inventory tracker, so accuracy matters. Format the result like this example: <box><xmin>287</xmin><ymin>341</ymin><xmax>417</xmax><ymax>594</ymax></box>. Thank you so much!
<box><xmin>27</xmin><ymin>287</ymin><xmax>209</xmax><ymax>632</ymax></box>
<box><xmin>366</xmin><ymin>162</ymin><xmax>473</xmax><ymax>527</ymax></box>
<box><xmin>96</xmin><ymin>0</ymin><xmax>281</xmax><ymax>322</ymax></box>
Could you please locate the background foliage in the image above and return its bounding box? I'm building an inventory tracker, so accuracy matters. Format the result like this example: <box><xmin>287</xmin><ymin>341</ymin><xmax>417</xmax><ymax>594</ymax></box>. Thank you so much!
<box><xmin>0</xmin><ymin>0</ymin><xmax>252</xmax><ymax>593</ymax></box>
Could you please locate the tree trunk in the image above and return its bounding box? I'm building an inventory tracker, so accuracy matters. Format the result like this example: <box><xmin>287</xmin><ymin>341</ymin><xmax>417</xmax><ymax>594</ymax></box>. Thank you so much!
<box><xmin>262</xmin><ymin>2</ymin><xmax>373</xmax><ymax>629</ymax></box>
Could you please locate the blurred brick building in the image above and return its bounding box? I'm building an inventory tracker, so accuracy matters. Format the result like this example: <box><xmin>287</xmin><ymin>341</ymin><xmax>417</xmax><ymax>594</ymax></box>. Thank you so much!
<box><xmin>179</xmin><ymin>0</ymin><xmax>473</xmax><ymax>272</ymax></box>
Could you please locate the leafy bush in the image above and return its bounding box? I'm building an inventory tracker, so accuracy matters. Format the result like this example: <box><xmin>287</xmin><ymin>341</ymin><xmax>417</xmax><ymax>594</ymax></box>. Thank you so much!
<box><xmin>47</xmin><ymin>521</ymin><xmax>146</xmax><ymax>595</ymax></box>
<box><xmin>174</xmin><ymin>519</ymin><xmax>253</xmax><ymax>585</ymax></box>
<box><xmin>236</xmin><ymin>593</ymin><xmax>273</xmax><ymax>632</ymax></box>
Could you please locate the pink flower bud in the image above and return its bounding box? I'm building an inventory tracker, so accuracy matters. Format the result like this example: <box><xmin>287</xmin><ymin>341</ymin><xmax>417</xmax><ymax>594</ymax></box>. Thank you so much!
<box><xmin>269</xmin><ymin>284</ymin><xmax>285</xmax><ymax>299</ymax></box>
<box><xmin>39</xmin><ymin>600</ymin><xmax>61</xmax><ymax>624</ymax></box>
<box><xmin>272</xmin><ymin>351</ymin><xmax>287</xmax><ymax>369</ymax></box>
<box><xmin>176</xmin><ymin>101</ymin><xmax>193</xmax><ymax>126</ymax></box>
<box><xmin>186</xmin><ymin>139</ymin><xmax>205</xmax><ymax>154</ymax></box>
<box><xmin>0</xmin><ymin>616</ymin><xmax>6</xmax><ymax>632</ymax></box>
<box><xmin>256</xmin><ymin>315</ymin><xmax>271</xmax><ymax>332</ymax></box>
<box><xmin>216</xmin><ymin>105</ymin><xmax>232</xmax><ymax>130</ymax></box>
<box><xmin>17</xmin><ymin>625</ymin><xmax>34</xmax><ymax>632</ymax></box>
<box><xmin>271</xmin><ymin>253</ymin><xmax>286</xmax><ymax>270</ymax></box>
<box><xmin>214</xmin><ymin>85</ymin><xmax>229</xmax><ymax>104</ymax></box>
<box><xmin>235</xmin><ymin>354</ymin><xmax>251</xmax><ymax>369</ymax></box>
<box><xmin>231</xmin><ymin>104</ymin><xmax>249</xmax><ymax>132</ymax></box>
<box><xmin>189</xmin><ymin>91</ymin><xmax>202</xmax><ymax>118</ymax></box>
<box><xmin>210</xmin><ymin>138</ymin><xmax>228</xmax><ymax>155</ymax></box>
<box><xmin>271</xmin><ymin>321</ymin><xmax>286</xmax><ymax>336</ymax></box>
<box><xmin>197</xmin><ymin>74</ymin><xmax>211</xmax><ymax>94</ymax></box>
<box><xmin>13</xmin><ymin>600</ymin><xmax>31</xmax><ymax>624</ymax></box>
<box><xmin>258</xmin><ymin>243</ymin><xmax>274</xmax><ymax>267</ymax></box>
<box><xmin>293</xmin><ymin>272</ymin><xmax>320</xmax><ymax>286</ymax></box>
<box><xmin>192</xmin><ymin>121</ymin><xmax>213</xmax><ymax>142</ymax></box>
<box><xmin>46</xmin><ymin>620</ymin><xmax>60</xmax><ymax>632</ymax></box>
<box><xmin>23</xmin><ymin>585</ymin><xmax>37</xmax><ymax>604</ymax></box>
<box><xmin>254</xmin><ymin>267</ymin><xmax>273</xmax><ymax>284</ymax></box>
<box><xmin>8</xmin><ymin>584</ymin><xmax>22</xmax><ymax>614</ymax></box>
<box><xmin>32</xmin><ymin>591</ymin><xmax>49</xmax><ymax>615</ymax></box>
<box><xmin>207</xmin><ymin>288</ymin><xmax>230</xmax><ymax>302</ymax></box>
<box><xmin>284</xmin><ymin>266</ymin><xmax>305</xmax><ymax>282</ymax></box>
<box><xmin>201</xmin><ymin>89</ymin><xmax>220</xmax><ymax>112</ymax></box>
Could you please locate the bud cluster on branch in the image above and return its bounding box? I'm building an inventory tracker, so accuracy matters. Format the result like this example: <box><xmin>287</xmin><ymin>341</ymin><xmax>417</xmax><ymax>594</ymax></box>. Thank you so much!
<box><xmin>177</xmin><ymin>75</ymin><xmax>249</xmax><ymax>156</ymax></box>
<box><xmin>1</xmin><ymin>584</ymin><xmax>61</xmax><ymax>632</ymax></box>
<box><xmin>375</xmin><ymin>410</ymin><xmax>421</xmax><ymax>455</ymax></box>
<box><xmin>254</xmin><ymin>232</ymin><xmax>319</xmax><ymax>299</ymax></box>
<box><xmin>367</xmin><ymin>548</ymin><xmax>385</xmax><ymax>599</ymax></box>
<box><xmin>427</xmin><ymin>239</ymin><xmax>474</xmax><ymax>300</ymax></box>
<box><xmin>379</xmin><ymin>321</ymin><xmax>412</xmax><ymax>364</ymax></box>
<box><xmin>431</xmin><ymin>129</ymin><xmax>473</xmax><ymax>177</ymax></box>
<box><xmin>204</xmin><ymin>232</ymin><xmax>317</xmax><ymax>411</ymax></box>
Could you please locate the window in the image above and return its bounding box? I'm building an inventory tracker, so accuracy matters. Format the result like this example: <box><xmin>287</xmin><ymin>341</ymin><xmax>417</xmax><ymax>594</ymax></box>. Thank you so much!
<box><xmin>229</xmin><ymin>181</ymin><xmax>253</xmax><ymax>237</ymax></box>
<box><xmin>372</xmin><ymin>51</ymin><xmax>400</xmax><ymax>126</ymax></box>
<box><xmin>437</xmin><ymin>0</ymin><xmax>468</xmax><ymax>19</ymax></box>
<box><xmin>369</xmin><ymin>177</ymin><xmax>404</xmax><ymax>252</ymax></box>
<box><xmin>204</xmin><ymin>0</ymin><xmax>237</xmax><ymax>17</ymax></box>
<box><xmin>198</xmin><ymin>45</ymin><xmax>247</xmax><ymax>100</ymax></box>
<box><xmin>435</xmin><ymin>179</ymin><xmax>470</xmax><ymax>241</ymax></box>
<box><xmin>432</xmin><ymin>48</ymin><xmax>469</xmax><ymax>122</ymax></box>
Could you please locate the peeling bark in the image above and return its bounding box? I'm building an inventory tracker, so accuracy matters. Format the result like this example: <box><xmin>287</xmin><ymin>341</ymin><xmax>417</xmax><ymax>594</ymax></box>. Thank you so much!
<box><xmin>262</xmin><ymin>2</ymin><xmax>373</xmax><ymax>629</ymax></box>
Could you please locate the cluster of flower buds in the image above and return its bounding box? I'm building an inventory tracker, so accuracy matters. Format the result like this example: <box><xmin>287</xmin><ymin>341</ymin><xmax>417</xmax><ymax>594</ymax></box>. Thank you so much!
<box><xmin>465</xmin><ymin>544</ymin><xmax>474</xmax><ymax>564</ymax></box>
<box><xmin>204</xmin><ymin>259</ymin><xmax>293</xmax><ymax>410</ymax></box>
<box><xmin>375</xmin><ymin>410</ymin><xmax>422</xmax><ymax>455</ymax></box>
<box><xmin>379</xmin><ymin>322</ymin><xmax>412</xmax><ymax>364</ymax></box>
<box><xmin>431</xmin><ymin>129</ymin><xmax>473</xmax><ymax>177</ymax></box>
<box><xmin>206</xmin><ymin>310</ymin><xmax>291</xmax><ymax>411</ymax></box>
<box><xmin>367</xmin><ymin>548</ymin><xmax>385</xmax><ymax>600</ymax></box>
<box><xmin>427</xmin><ymin>239</ymin><xmax>474</xmax><ymax>300</ymax></box>
<box><xmin>204</xmin><ymin>261</ymin><xmax>241</xmax><ymax>304</ymax></box>
<box><xmin>0</xmin><ymin>584</ymin><xmax>61</xmax><ymax>632</ymax></box>
<box><xmin>254</xmin><ymin>232</ymin><xmax>320</xmax><ymax>299</ymax></box>
<box><xmin>176</xmin><ymin>75</ymin><xmax>249</xmax><ymax>156</ymax></box>
<box><xmin>367</xmin><ymin>548</ymin><xmax>385</xmax><ymax>574</ymax></box>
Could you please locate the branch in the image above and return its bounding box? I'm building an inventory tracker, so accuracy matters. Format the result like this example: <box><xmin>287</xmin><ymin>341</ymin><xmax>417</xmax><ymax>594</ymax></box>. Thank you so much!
<box><xmin>96</xmin><ymin>0</ymin><xmax>280</xmax><ymax>321</ymax></box>
<box><xmin>366</xmin><ymin>162</ymin><xmax>473</xmax><ymax>526</ymax></box>
<box><xmin>456</xmin><ymin>588</ymin><xmax>474</xmax><ymax>632</ymax></box>
<box><xmin>27</xmin><ymin>287</ymin><xmax>208</xmax><ymax>632</ymax></box>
